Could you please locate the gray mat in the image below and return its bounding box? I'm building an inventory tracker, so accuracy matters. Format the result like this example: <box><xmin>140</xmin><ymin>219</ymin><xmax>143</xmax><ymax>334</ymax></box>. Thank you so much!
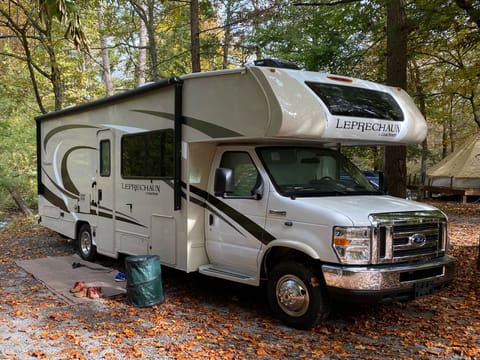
<box><xmin>16</xmin><ymin>255</ymin><xmax>126</xmax><ymax>304</ymax></box>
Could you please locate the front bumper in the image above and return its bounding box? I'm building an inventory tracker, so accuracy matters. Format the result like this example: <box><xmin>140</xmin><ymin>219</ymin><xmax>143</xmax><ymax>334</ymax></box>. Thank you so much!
<box><xmin>322</xmin><ymin>255</ymin><xmax>455</xmax><ymax>302</ymax></box>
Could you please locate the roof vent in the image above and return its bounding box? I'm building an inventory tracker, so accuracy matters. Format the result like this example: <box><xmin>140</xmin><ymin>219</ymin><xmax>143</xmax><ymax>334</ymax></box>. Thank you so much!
<box><xmin>254</xmin><ymin>59</ymin><xmax>300</xmax><ymax>70</ymax></box>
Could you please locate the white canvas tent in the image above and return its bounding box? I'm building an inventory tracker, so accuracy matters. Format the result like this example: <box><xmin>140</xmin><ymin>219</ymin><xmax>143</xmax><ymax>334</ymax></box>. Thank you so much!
<box><xmin>424</xmin><ymin>133</ymin><xmax>480</xmax><ymax>202</ymax></box>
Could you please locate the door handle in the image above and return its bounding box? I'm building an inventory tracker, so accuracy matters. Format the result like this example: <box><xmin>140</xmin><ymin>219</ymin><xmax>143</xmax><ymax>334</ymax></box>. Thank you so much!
<box><xmin>269</xmin><ymin>209</ymin><xmax>287</xmax><ymax>216</ymax></box>
<box><xmin>126</xmin><ymin>203</ymin><xmax>132</xmax><ymax>212</ymax></box>
<box><xmin>98</xmin><ymin>189</ymin><xmax>103</xmax><ymax>202</ymax></box>
<box><xmin>209</xmin><ymin>213</ymin><xmax>214</xmax><ymax>226</ymax></box>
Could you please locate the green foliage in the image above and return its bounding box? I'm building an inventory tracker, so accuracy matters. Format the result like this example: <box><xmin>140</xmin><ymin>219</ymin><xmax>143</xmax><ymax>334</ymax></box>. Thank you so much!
<box><xmin>0</xmin><ymin>84</ymin><xmax>37</xmax><ymax>210</ymax></box>
<box><xmin>341</xmin><ymin>146</ymin><xmax>382</xmax><ymax>172</ymax></box>
<box><xmin>251</xmin><ymin>1</ymin><xmax>386</xmax><ymax>75</ymax></box>
<box><xmin>38</xmin><ymin>0</ymin><xmax>90</xmax><ymax>49</ymax></box>
<box><xmin>0</xmin><ymin>0</ymin><xmax>480</xmax><ymax>212</ymax></box>
<box><xmin>406</xmin><ymin>0</ymin><xmax>480</xmax><ymax>160</ymax></box>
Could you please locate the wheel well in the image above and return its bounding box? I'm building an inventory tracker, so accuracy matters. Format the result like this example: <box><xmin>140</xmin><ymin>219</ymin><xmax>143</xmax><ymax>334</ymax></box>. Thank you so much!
<box><xmin>75</xmin><ymin>221</ymin><xmax>90</xmax><ymax>240</ymax></box>
<box><xmin>261</xmin><ymin>247</ymin><xmax>320</xmax><ymax>279</ymax></box>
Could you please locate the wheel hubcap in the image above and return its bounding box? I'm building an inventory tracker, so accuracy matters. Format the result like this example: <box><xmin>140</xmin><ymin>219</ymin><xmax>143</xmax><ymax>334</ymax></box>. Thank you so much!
<box><xmin>276</xmin><ymin>275</ymin><xmax>309</xmax><ymax>317</ymax></box>
<box><xmin>80</xmin><ymin>232</ymin><xmax>91</xmax><ymax>255</ymax></box>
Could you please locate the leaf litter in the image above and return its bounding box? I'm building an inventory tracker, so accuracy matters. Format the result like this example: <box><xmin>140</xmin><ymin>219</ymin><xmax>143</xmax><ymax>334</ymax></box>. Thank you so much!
<box><xmin>0</xmin><ymin>200</ymin><xmax>478</xmax><ymax>359</ymax></box>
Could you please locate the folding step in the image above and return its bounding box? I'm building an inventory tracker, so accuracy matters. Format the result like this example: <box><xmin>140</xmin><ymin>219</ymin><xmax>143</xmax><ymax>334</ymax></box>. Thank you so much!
<box><xmin>198</xmin><ymin>264</ymin><xmax>258</xmax><ymax>286</ymax></box>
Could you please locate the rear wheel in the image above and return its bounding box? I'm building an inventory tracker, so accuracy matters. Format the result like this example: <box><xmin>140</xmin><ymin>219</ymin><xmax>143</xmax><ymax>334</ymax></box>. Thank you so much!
<box><xmin>78</xmin><ymin>224</ymin><xmax>96</xmax><ymax>261</ymax></box>
<box><xmin>267</xmin><ymin>261</ymin><xmax>330</xmax><ymax>329</ymax></box>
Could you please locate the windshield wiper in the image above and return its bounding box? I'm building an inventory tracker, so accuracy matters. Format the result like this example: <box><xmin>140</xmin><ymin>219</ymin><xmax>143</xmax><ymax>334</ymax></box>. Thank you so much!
<box><xmin>283</xmin><ymin>187</ymin><xmax>349</xmax><ymax>198</ymax></box>
<box><xmin>349</xmin><ymin>190</ymin><xmax>382</xmax><ymax>195</ymax></box>
<box><xmin>284</xmin><ymin>186</ymin><xmax>311</xmax><ymax>199</ymax></box>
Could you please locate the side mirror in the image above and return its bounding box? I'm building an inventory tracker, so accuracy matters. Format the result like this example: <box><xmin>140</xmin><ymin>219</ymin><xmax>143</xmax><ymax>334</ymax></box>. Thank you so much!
<box><xmin>251</xmin><ymin>174</ymin><xmax>264</xmax><ymax>200</ymax></box>
<box><xmin>214</xmin><ymin>168</ymin><xmax>234</xmax><ymax>197</ymax></box>
<box><xmin>378</xmin><ymin>171</ymin><xmax>387</xmax><ymax>193</ymax></box>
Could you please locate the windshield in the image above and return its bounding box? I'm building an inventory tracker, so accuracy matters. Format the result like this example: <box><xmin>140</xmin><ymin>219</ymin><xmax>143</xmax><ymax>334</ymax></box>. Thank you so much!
<box><xmin>257</xmin><ymin>147</ymin><xmax>380</xmax><ymax>197</ymax></box>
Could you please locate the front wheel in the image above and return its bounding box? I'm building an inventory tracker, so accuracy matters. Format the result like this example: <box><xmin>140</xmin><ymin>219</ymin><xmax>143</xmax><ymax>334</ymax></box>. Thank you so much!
<box><xmin>267</xmin><ymin>261</ymin><xmax>330</xmax><ymax>329</ymax></box>
<box><xmin>77</xmin><ymin>224</ymin><xmax>97</xmax><ymax>261</ymax></box>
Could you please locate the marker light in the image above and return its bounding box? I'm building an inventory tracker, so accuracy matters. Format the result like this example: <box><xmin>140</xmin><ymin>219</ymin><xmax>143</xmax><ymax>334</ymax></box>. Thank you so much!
<box><xmin>327</xmin><ymin>75</ymin><xmax>353</xmax><ymax>83</ymax></box>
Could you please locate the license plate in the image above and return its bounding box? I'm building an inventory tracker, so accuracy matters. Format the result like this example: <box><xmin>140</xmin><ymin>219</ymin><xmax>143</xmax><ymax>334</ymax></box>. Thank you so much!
<box><xmin>414</xmin><ymin>279</ymin><xmax>435</xmax><ymax>298</ymax></box>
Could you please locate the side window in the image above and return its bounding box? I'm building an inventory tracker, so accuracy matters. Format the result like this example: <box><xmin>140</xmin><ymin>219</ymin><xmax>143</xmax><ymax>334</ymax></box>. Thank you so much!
<box><xmin>99</xmin><ymin>140</ymin><xmax>110</xmax><ymax>177</ymax></box>
<box><xmin>220</xmin><ymin>152</ymin><xmax>259</xmax><ymax>196</ymax></box>
<box><xmin>121</xmin><ymin>129</ymin><xmax>174</xmax><ymax>178</ymax></box>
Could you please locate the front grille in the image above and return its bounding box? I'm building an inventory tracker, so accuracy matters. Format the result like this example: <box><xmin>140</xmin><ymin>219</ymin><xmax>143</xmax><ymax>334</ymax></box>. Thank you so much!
<box><xmin>370</xmin><ymin>211</ymin><xmax>447</xmax><ymax>264</ymax></box>
<box><xmin>392</xmin><ymin>223</ymin><xmax>441</xmax><ymax>258</ymax></box>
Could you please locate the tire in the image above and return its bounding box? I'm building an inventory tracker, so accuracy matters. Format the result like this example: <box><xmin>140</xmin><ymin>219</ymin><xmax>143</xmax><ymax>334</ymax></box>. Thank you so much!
<box><xmin>77</xmin><ymin>224</ymin><xmax>97</xmax><ymax>261</ymax></box>
<box><xmin>267</xmin><ymin>261</ymin><xmax>330</xmax><ymax>329</ymax></box>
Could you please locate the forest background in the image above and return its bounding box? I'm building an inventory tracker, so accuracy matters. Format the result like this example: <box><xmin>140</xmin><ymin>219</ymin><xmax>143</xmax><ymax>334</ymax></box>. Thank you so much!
<box><xmin>0</xmin><ymin>0</ymin><xmax>479</xmax><ymax>213</ymax></box>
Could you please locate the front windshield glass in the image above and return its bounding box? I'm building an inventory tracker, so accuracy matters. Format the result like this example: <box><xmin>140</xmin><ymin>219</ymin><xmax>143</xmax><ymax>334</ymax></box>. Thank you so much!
<box><xmin>257</xmin><ymin>147</ymin><xmax>380</xmax><ymax>197</ymax></box>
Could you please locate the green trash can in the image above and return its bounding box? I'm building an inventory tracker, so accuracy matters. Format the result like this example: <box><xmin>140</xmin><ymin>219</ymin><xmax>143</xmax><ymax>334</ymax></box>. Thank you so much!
<box><xmin>125</xmin><ymin>255</ymin><xmax>164</xmax><ymax>307</ymax></box>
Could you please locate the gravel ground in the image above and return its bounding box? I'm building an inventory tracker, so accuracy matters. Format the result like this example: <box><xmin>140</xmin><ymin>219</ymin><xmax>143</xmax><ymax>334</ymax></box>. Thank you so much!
<box><xmin>0</xmin><ymin>211</ymin><xmax>479</xmax><ymax>359</ymax></box>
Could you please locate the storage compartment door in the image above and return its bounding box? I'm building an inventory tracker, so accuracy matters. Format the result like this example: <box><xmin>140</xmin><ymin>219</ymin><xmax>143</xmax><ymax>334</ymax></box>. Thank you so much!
<box><xmin>150</xmin><ymin>215</ymin><xmax>176</xmax><ymax>265</ymax></box>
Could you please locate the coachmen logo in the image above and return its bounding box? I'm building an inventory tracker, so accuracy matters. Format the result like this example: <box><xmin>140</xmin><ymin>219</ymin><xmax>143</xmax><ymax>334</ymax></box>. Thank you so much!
<box><xmin>409</xmin><ymin>233</ymin><xmax>427</xmax><ymax>247</ymax></box>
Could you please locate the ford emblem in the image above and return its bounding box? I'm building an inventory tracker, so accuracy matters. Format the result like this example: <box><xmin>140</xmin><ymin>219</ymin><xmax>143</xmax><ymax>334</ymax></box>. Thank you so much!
<box><xmin>410</xmin><ymin>233</ymin><xmax>427</xmax><ymax>247</ymax></box>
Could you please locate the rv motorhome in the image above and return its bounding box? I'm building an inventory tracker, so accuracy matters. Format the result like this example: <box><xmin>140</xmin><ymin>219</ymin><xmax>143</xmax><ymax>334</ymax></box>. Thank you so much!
<box><xmin>36</xmin><ymin>61</ymin><xmax>455</xmax><ymax>329</ymax></box>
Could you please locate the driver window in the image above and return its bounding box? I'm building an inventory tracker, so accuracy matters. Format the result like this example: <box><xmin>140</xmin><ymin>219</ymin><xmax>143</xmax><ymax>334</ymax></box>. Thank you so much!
<box><xmin>220</xmin><ymin>152</ymin><xmax>259</xmax><ymax>196</ymax></box>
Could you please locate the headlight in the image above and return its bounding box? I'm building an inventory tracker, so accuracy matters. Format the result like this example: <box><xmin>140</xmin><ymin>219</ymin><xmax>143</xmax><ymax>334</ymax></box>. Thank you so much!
<box><xmin>333</xmin><ymin>226</ymin><xmax>371</xmax><ymax>264</ymax></box>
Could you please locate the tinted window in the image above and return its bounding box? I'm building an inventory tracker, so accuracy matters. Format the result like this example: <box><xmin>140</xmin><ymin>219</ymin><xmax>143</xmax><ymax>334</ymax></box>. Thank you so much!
<box><xmin>306</xmin><ymin>82</ymin><xmax>404</xmax><ymax>121</ymax></box>
<box><xmin>121</xmin><ymin>129</ymin><xmax>174</xmax><ymax>178</ymax></box>
<box><xmin>99</xmin><ymin>140</ymin><xmax>110</xmax><ymax>177</ymax></box>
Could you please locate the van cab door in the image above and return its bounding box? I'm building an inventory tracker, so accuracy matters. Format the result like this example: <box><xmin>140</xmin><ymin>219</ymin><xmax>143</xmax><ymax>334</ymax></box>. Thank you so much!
<box><xmin>206</xmin><ymin>148</ymin><xmax>268</xmax><ymax>276</ymax></box>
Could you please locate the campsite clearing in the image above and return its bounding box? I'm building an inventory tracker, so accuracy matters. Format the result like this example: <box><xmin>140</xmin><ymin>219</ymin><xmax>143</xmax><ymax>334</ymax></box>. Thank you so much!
<box><xmin>0</xmin><ymin>200</ymin><xmax>479</xmax><ymax>359</ymax></box>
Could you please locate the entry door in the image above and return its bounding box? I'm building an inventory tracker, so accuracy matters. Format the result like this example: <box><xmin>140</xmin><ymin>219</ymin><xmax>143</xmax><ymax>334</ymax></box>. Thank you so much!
<box><xmin>206</xmin><ymin>150</ymin><xmax>267</xmax><ymax>276</ymax></box>
<box><xmin>94</xmin><ymin>130</ymin><xmax>115</xmax><ymax>256</ymax></box>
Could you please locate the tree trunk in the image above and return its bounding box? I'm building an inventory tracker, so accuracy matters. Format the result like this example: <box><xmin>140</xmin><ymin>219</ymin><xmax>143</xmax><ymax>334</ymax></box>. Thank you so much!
<box><xmin>138</xmin><ymin>2</ymin><xmax>148</xmax><ymax>86</ymax></box>
<box><xmin>43</xmin><ymin>18</ymin><xmax>64</xmax><ymax>111</ymax></box>
<box><xmin>411</xmin><ymin>61</ymin><xmax>427</xmax><ymax>199</ymax></box>
<box><xmin>190</xmin><ymin>0</ymin><xmax>201</xmax><ymax>72</ymax></box>
<box><xmin>98</xmin><ymin>0</ymin><xmax>114</xmax><ymax>95</ymax></box>
<box><xmin>384</xmin><ymin>0</ymin><xmax>407</xmax><ymax>198</ymax></box>
<box><xmin>8</xmin><ymin>188</ymin><xmax>33</xmax><ymax>216</ymax></box>
<box><xmin>129</xmin><ymin>0</ymin><xmax>159</xmax><ymax>81</ymax></box>
<box><xmin>469</xmin><ymin>87</ymin><xmax>480</xmax><ymax>128</ymax></box>
<box><xmin>21</xmin><ymin>32</ymin><xmax>47</xmax><ymax>114</ymax></box>
<box><xmin>449</xmin><ymin>94</ymin><xmax>455</xmax><ymax>153</ymax></box>
<box><xmin>222</xmin><ymin>1</ymin><xmax>232</xmax><ymax>69</ymax></box>
<box><xmin>420</xmin><ymin>138</ymin><xmax>427</xmax><ymax>199</ymax></box>
<box><xmin>252</xmin><ymin>0</ymin><xmax>262</xmax><ymax>60</ymax></box>
<box><xmin>146</xmin><ymin>0</ymin><xmax>159</xmax><ymax>80</ymax></box>
<box><xmin>442</xmin><ymin>123</ymin><xmax>448</xmax><ymax>158</ymax></box>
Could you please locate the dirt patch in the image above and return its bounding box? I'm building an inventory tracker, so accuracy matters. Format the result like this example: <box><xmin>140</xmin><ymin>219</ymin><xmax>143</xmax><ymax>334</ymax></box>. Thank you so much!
<box><xmin>0</xmin><ymin>205</ymin><xmax>479</xmax><ymax>359</ymax></box>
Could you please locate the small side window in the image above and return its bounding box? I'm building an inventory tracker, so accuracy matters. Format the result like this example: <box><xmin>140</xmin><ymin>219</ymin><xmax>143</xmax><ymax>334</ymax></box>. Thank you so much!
<box><xmin>100</xmin><ymin>140</ymin><xmax>111</xmax><ymax>177</ymax></box>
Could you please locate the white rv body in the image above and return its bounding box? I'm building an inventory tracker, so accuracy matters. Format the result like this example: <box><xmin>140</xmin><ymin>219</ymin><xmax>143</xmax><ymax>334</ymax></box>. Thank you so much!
<box><xmin>36</xmin><ymin>64</ymin><xmax>454</xmax><ymax>329</ymax></box>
